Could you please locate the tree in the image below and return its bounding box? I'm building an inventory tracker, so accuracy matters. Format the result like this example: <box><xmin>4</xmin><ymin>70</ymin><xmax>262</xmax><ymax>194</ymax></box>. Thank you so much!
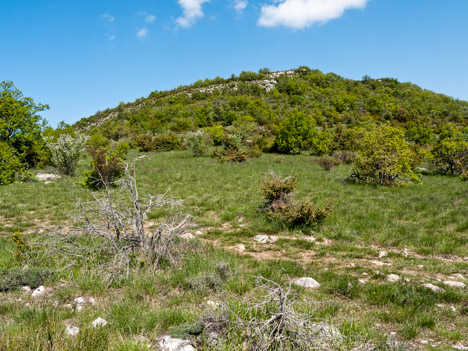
<box><xmin>47</xmin><ymin>133</ymin><xmax>89</xmax><ymax>176</ymax></box>
<box><xmin>432</xmin><ymin>127</ymin><xmax>468</xmax><ymax>175</ymax></box>
<box><xmin>0</xmin><ymin>81</ymin><xmax>49</xmax><ymax>183</ymax></box>
<box><xmin>350</xmin><ymin>125</ymin><xmax>420</xmax><ymax>185</ymax></box>
<box><xmin>275</xmin><ymin>110</ymin><xmax>317</xmax><ymax>154</ymax></box>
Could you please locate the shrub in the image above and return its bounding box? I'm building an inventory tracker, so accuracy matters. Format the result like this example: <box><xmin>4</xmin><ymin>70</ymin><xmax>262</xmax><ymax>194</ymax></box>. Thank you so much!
<box><xmin>185</xmin><ymin>130</ymin><xmax>211</xmax><ymax>157</ymax></box>
<box><xmin>0</xmin><ymin>142</ymin><xmax>22</xmax><ymax>185</ymax></box>
<box><xmin>81</xmin><ymin>142</ymin><xmax>128</xmax><ymax>190</ymax></box>
<box><xmin>206</xmin><ymin>125</ymin><xmax>224</xmax><ymax>146</ymax></box>
<box><xmin>349</xmin><ymin>125</ymin><xmax>420</xmax><ymax>186</ymax></box>
<box><xmin>46</xmin><ymin>133</ymin><xmax>88</xmax><ymax>176</ymax></box>
<box><xmin>314</xmin><ymin>156</ymin><xmax>339</xmax><ymax>171</ymax></box>
<box><xmin>275</xmin><ymin>110</ymin><xmax>318</xmax><ymax>154</ymax></box>
<box><xmin>134</xmin><ymin>133</ymin><xmax>181</xmax><ymax>152</ymax></box>
<box><xmin>432</xmin><ymin>129</ymin><xmax>468</xmax><ymax>175</ymax></box>
<box><xmin>212</xmin><ymin>134</ymin><xmax>249</xmax><ymax>163</ymax></box>
<box><xmin>261</xmin><ymin>172</ymin><xmax>331</xmax><ymax>228</ymax></box>
<box><xmin>333</xmin><ymin>150</ymin><xmax>356</xmax><ymax>164</ymax></box>
<box><xmin>0</xmin><ymin>267</ymin><xmax>52</xmax><ymax>292</ymax></box>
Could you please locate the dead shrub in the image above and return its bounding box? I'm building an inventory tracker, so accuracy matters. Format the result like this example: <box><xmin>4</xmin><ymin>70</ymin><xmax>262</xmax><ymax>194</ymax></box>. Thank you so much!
<box><xmin>333</xmin><ymin>150</ymin><xmax>356</xmax><ymax>164</ymax></box>
<box><xmin>31</xmin><ymin>165</ymin><xmax>192</xmax><ymax>281</ymax></box>
<box><xmin>314</xmin><ymin>156</ymin><xmax>339</xmax><ymax>171</ymax></box>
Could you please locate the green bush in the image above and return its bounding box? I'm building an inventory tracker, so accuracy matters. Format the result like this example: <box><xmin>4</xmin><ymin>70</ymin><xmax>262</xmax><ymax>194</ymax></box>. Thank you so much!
<box><xmin>185</xmin><ymin>130</ymin><xmax>211</xmax><ymax>157</ymax></box>
<box><xmin>46</xmin><ymin>133</ymin><xmax>88</xmax><ymax>176</ymax></box>
<box><xmin>432</xmin><ymin>128</ymin><xmax>468</xmax><ymax>175</ymax></box>
<box><xmin>212</xmin><ymin>134</ymin><xmax>249</xmax><ymax>163</ymax></box>
<box><xmin>261</xmin><ymin>171</ymin><xmax>297</xmax><ymax>211</ymax></box>
<box><xmin>275</xmin><ymin>110</ymin><xmax>318</xmax><ymax>154</ymax></box>
<box><xmin>277</xmin><ymin>201</ymin><xmax>333</xmax><ymax>228</ymax></box>
<box><xmin>350</xmin><ymin>125</ymin><xmax>420</xmax><ymax>186</ymax></box>
<box><xmin>81</xmin><ymin>142</ymin><xmax>128</xmax><ymax>189</ymax></box>
<box><xmin>314</xmin><ymin>156</ymin><xmax>339</xmax><ymax>171</ymax></box>
<box><xmin>333</xmin><ymin>150</ymin><xmax>356</xmax><ymax>164</ymax></box>
<box><xmin>205</xmin><ymin>125</ymin><xmax>224</xmax><ymax>146</ymax></box>
<box><xmin>0</xmin><ymin>267</ymin><xmax>52</xmax><ymax>292</ymax></box>
<box><xmin>134</xmin><ymin>133</ymin><xmax>181</xmax><ymax>152</ymax></box>
<box><xmin>0</xmin><ymin>142</ymin><xmax>23</xmax><ymax>185</ymax></box>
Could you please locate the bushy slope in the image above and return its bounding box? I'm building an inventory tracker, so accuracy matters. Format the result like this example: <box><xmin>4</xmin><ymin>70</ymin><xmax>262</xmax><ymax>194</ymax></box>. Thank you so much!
<box><xmin>75</xmin><ymin>67</ymin><xmax>468</xmax><ymax>140</ymax></box>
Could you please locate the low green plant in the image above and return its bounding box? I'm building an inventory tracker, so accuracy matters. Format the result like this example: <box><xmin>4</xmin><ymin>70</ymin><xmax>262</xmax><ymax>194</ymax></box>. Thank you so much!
<box><xmin>432</xmin><ymin>128</ymin><xmax>468</xmax><ymax>175</ymax></box>
<box><xmin>0</xmin><ymin>267</ymin><xmax>52</xmax><ymax>291</ymax></box>
<box><xmin>212</xmin><ymin>134</ymin><xmax>249</xmax><ymax>163</ymax></box>
<box><xmin>349</xmin><ymin>125</ymin><xmax>420</xmax><ymax>185</ymax></box>
<box><xmin>185</xmin><ymin>130</ymin><xmax>211</xmax><ymax>157</ymax></box>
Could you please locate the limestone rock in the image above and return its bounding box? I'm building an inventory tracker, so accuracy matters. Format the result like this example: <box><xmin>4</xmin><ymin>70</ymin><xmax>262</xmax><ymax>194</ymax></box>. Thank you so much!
<box><xmin>387</xmin><ymin>274</ymin><xmax>401</xmax><ymax>283</ymax></box>
<box><xmin>159</xmin><ymin>336</ymin><xmax>195</xmax><ymax>351</ymax></box>
<box><xmin>422</xmin><ymin>283</ymin><xmax>445</xmax><ymax>293</ymax></box>
<box><xmin>253</xmin><ymin>235</ymin><xmax>277</xmax><ymax>244</ymax></box>
<box><xmin>66</xmin><ymin>325</ymin><xmax>80</xmax><ymax>336</ymax></box>
<box><xmin>443</xmin><ymin>281</ymin><xmax>466</xmax><ymax>289</ymax></box>
<box><xmin>92</xmin><ymin>317</ymin><xmax>108</xmax><ymax>328</ymax></box>
<box><xmin>379</xmin><ymin>251</ymin><xmax>388</xmax><ymax>258</ymax></box>
<box><xmin>294</xmin><ymin>277</ymin><xmax>320</xmax><ymax>289</ymax></box>
<box><xmin>31</xmin><ymin>286</ymin><xmax>46</xmax><ymax>298</ymax></box>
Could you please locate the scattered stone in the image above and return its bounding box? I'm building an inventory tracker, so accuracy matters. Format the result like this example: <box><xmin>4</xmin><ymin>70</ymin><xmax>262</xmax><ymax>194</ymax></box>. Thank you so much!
<box><xmin>310</xmin><ymin>322</ymin><xmax>342</xmax><ymax>340</ymax></box>
<box><xmin>450</xmin><ymin>273</ymin><xmax>465</xmax><ymax>280</ymax></box>
<box><xmin>207</xmin><ymin>300</ymin><xmax>220</xmax><ymax>308</ymax></box>
<box><xmin>64</xmin><ymin>304</ymin><xmax>73</xmax><ymax>310</ymax></box>
<box><xmin>159</xmin><ymin>336</ymin><xmax>195</xmax><ymax>351</ymax></box>
<box><xmin>450</xmin><ymin>306</ymin><xmax>457</xmax><ymax>312</ymax></box>
<box><xmin>92</xmin><ymin>317</ymin><xmax>108</xmax><ymax>328</ymax></box>
<box><xmin>402</xmin><ymin>248</ymin><xmax>409</xmax><ymax>257</ymax></box>
<box><xmin>206</xmin><ymin>332</ymin><xmax>219</xmax><ymax>348</ymax></box>
<box><xmin>195</xmin><ymin>230</ymin><xmax>203</xmax><ymax>236</ymax></box>
<box><xmin>180</xmin><ymin>233</ymin><xmax>195</xmax><ymax>240</ymax></box>
<box><xmin>88</xmin><ymin>297</ymin><xmax>96</xmax><ymax>305</ymax></box>
<box><xmin>417</xmin><ymin>265</ymin><xmax>424</xmax><ymax>269</ymax></box>
<box><xmin>348</xmin><ymin>262</ymin><xmax>356</xmax><ymax>268</ymax></box>
<box><xmin>36</xmin><ymin>173</ymin><xmax>61</xmax><ymax>181</ymax></box>
<box><xmin>66</xmin><ymin>325</ymin><xmax>80</xmax><ymax>336</ymax></box>
<box><xmin>76</xmin><ymin>305</ymin><xmax>83</xmax><ymax>312</ymax></box>
<box><xmin>303</xmin><ymin>236</ymin><xmax>316</xmax><ymax>242</ymax></box>
<box><xmin>31</xmin><ymin>286</ymin><xmax>46</xmax><ymax>298</ymax></box>
<box><xmin>22</xmin><ymin>286</ymin><xmax>31</xmax><ymax>293</ymax></box>
<box><xmin>294</xmin><ymin>277</ymin><xmax>320</xmax><ymax>289</ymax></box>
<box><xmin>253</xmin><ymin>235</ymin><xmax>277</xmax><ymax>244</ymax></box>
<box><xmin>74</xmin><ymin>297</ymin><xmax>86</xmax><ymax>305</ymax></box>
<box><xmin>53</xmin><ymin>301</ymin><xmax>60</xmax><ymax>307</ymax></box>
<box><xmin>443</xmin><ymin>281</ymin><xmax>466</xmax><ymax>288</ymax></box>
<box><xmin>358</xmin><ymin>278</ymin><xmax>368</xmax><ymax>284</ymax></box>
<box><xmin>420</xmin><ymin>340</ymin><xmax>429</xmax><ymax>345</ymax></box>
<box><xmin>422</xmin><ymin>283</ymin><xmax>445</xmax><ymax>293</ymax></box>
<box><xmin>369</xmin><ymin>260</ymin><xmax>391</xmax><ymax>267</ymax></box>
<box><xmin>237</xmin><ymin>244</ymin><xmax>246</xmax><ymax>252</ymax></box>
<box><xmin>387</xmin><ymin>274</ymin><xmax>401</xmax><ymax>282</ymax></box>
<box><xmin>379</xmin><ymin>251</ymin><xmax>388</xmax><ymax>258</ymax></box>
<box><xmin>453</xmin><ymin>345</ymin><xmax>468</xmax><ymax>350</ymax></box>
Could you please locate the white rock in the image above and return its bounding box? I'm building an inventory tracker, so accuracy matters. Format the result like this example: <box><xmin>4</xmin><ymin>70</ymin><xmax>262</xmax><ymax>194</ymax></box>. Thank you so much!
<box><xmin>379</xmin><ymin>251</ymin><xmax>388</xmax><ymax>258</ymax></box>
<box><xmin>420</xmin><ymin>340</ymin><xmax>429</xmax><ymax>345</ymax></box>
<box><xmin>369</xmin><ymin>260</ymin><xmax>392</xmax><ymax>267</ymax></box>
<box><xmin>237</xmin><ymin>244</ymin><xmax>246</xmax><ymax>252</ymax></box>
<box><xmin>92</xmin><ymin>317</ymin><xmax>108</xmax><ymax>328</ymax></box>
<box><xmin>253</xmin><ymin>235</ymin><xmax>277</xmax><ymax>244</ymax></box>
<box><xmin>180</xmin><ymin>233</ymin><xmax>195</xmax><ymax>240</ymax></box>
<box><xmin>88</xmin><ymin>297</ymin><xmax>96</xmax><ymax>305</ymax></box>
<box><xmin>159</xmin><ymin>336</ymin><xmax>195</xmax><ymax>351</ymax></box>
<box><xmin>450</xmin><ymin>306</ymin><xmax>457</xmax><ymax>312</ymax></box>
<box><xmin>358</xmin><ymin>279</ymin><xmax>368</xmax><ymax>284</ymax></box>
<box><xmin>66</xmin><ymin>325</ymin><xmax>80</xmax><ymax>336</ymax></box>
<box><xmin>422</xmin><ymin>283</ymin><xmax>445</xmax><ymax>293</ymax></box>
<box><xmin>36</xmin><ymin>173</ymin><xmax>60</xmax><ymax>181</ymax></box>
<box><xmin>64</xmin><ymin>304</ymin><xmax>73</xmax><ymax>310</ymax></box>
<box><xmin>453</xmin><ymin>345</ymin><xmax>468</xmax><ymax>350</ymax></box>
<box><xmin>207</xmin><ymin>300</ymin><xmax>220</xmax><ymax>308</ymax></box>
<box><xmin>387</xmin><ymin>274</ymin><xmax>401</xmax><ymax>282</ymax></box>
<box><xmin>417</xmin><ymin>265</ymin><xmax>424</xmax><ymax>269</ymax></box>
<box><xmin>310</xmin><ymin>322</ymin><xmax>342</xmax><ymax>339</ymax></box>
<box><xmin>74</xmin><ymin>297</ymin><xmax>86</xmax><ymax>305</ymax></box>
<box><xmin>444</xmin><ymin>281</ymin><xmax>466</xmax><ymax>288</ymax></box>
<box><xmin>195</xmin><ymin>230</ymin><xmax>203</xmax><ymax>235</ymax></box>
<box><xmin>76</xmin><ymin>305</ymin><xmax>83</xmax><ymax>312</ymax></box>
<box><xmin>31</xmin><ymin>286</ymin><xmax>46</xmax><ymax>298</ymax></box>
<box><xmin>294</xmin><ymin>277</ymin><xmax>320</xmax><ymax>289</ymax></box>
<box><xmin>22</xmin><ymin>286</ymin><xmax>31</xmax><ymax>293</ymax></box>
<box><xmin>450</xmin><ymin>274</ymin><xmax>465</xmax><ymax>280</ymax></box>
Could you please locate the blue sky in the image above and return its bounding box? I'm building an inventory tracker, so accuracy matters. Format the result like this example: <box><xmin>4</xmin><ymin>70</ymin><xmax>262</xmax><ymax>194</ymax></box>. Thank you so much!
<box><xmin>1</xmin><ymin>0</ymin><xmax>468</xmax><ymax>127</ymax></box>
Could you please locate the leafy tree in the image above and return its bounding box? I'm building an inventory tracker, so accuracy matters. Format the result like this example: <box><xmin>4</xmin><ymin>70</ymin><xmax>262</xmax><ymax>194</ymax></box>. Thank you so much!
<box><xmin>350</xmin><ymin>125</ymin><xmax>420</xmax><ymax>185</ymax></box>
<box><xmin>47</xmin><ymin>133</ymin><xmax>89</xmax><ymax>176</ymax></box>
<box><xmin>0</xmin><ymin>81</ymin><xmax>48</xmax><ymax>184</ymax></box>
<box><xmin>432</xmin><ymin>128</ymin><xmax>468</xmax><ymax>175</ymax></box>
<box><xmin>275</xmin><ymin>110</ymin><xmax>317</xmax><ymax>154</ymax></box>
<box><xmin>0</xmin><ymin>142</ymin><xmax>22</xmax><ymax>185</ymax></box>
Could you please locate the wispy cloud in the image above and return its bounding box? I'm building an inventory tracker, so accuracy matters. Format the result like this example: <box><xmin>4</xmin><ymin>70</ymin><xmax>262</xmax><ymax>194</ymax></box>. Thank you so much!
<box><xmin>136</xmin><ymin>28</ymin><xmax>149</xmax><ymax>39</ymax></box>
<box><xmin>233</xmin><ymin>0</ymin><xmax>248</xmax><ymax>13</ymax></box>
<box><xmin>145</xmin><ymin>14</ymin><xmax>157</xmax><ymax>23</ymax></box>
<box><xmin>176</xmin><ymin>0</ymin><xmax>210</xmax><ymax>28</ymax></box>
<box><xmin>105</xmin><ymin>33</ymin><xmax>115</xmax><ymax>41</ymax></box>
<box><xmin>258</xmin><ymin>0</ymin><xmax>369</xmax><ymax>29</ymax></box>
<box><xmin>101</xmin><ymin>13</ymin><xmax>115</xmax><ymax>23</ymax></box>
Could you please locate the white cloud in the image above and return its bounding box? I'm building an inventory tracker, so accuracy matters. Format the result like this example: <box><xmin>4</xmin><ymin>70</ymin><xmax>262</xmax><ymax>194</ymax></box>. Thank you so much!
<box><xmin>102</xmin><ymin>13</ymin><xmax>115</xmax><ymax>23</ymax></box>
<box><xmin>105</xmin><ymin>33</ymin><xmax>115</xmax><ymax>41</ymax></box>
<box><xmin>176</xmin><ymin>0</ymin><xmax>210</xmax><ymax>28</ymax></box>
<box><xmin>145</xmin><ymin>14</ymin><xmax>157</xmax><ymax>23</ymax></box>
<box><xmin>233</xmin><ymin>0</ymin><xmax>248</xmax><ymax>13</ymax></box>
<box><xmin>258</xmin><ymin>0</ymin><xmax>369</xmax><ymax>29</ymax></box>
<box><xmin>136</xmin><ymin>28</ymin><xmax>148</xmax><ymax>38</ymax></box>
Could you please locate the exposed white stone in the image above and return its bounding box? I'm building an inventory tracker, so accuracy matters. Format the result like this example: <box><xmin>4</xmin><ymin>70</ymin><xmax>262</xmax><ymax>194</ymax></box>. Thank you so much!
<box><xmin>253</xmin><ymin>235</ymin><xmax>277</xmax><ymax>244</ymax></box>
<box><xmin>22</xmin><ymin>286</ymin><xmax>31</xmax><ymax>293</ymax></box>
<box><xmin>237</xmin><ymin>244</ymin><xmax>246</xmax><ymax>252</ymax></box>
<box><xmin>387</xmin><ymin>274</ymin><xmax>401</xmax><ymax>282</ymax></box>
<box><xmin>423</xmin><ymin>283</ymin><xmax>445</xmax><ymax>293</ymax></box>
<box><xmin>379</xmin><ymin>251</ymin><xmax>388</xmax><ymax>258</ymax></box>
<box><xmin>180</xmin><ymin>233</ymin><xmax>195</xmax><ymax>240</ymax></box>
<box><xmin>31</xmin><ymin>286</ymin><xmax>46</xmax><ymax>298</ymax></box>
<box><xmin>420</xmin><ymin>340</ymin><xmax>429</xmax><ymax>345</ymax></box>
<box><xmin>358</xmin><ymin>278</ymin><xmax>368</xmax><ymax>284</ymax></box>
<box><xmin>443</xmin><ymin>281</ymin><xmax>466</xmax><ymax>288</ymax></box>
<box><xmin>66</xmin><ymin>325</ymin><xmax>80</xmax><ymax>336</ymax></box>
<box><xmin>207</xmin><ymin>300</ymin><xmax>220</xmax><ymax>308</ymax></box>
<box><xmin>88</xmin><ymin>297</ymin><xmax>96</xmax><ymax>305</ymax></box>
<box><xmin>294</xmin><ymin>277</ymin><xmax>320</xmax><ymax>289</ymax></box>
<box><xmin>92</xmin><ymin>317</ymin><xmax>108</xmax><ymax>328</ymax></box>
<box><xmin>310</xmin><ymin>322</ymin><xmax>342</xmax><ymax>340</ymax></box>
<box><xmin>74</xmin><ymin>297</ymin><xmax>86</xmax><ymax>305</ymax></box>
<box><xmin>159</xmin><ymin>336</ymin><xmax>195</xmax><ymax>351</ymax></box>
<box><xmin>36</xmin><ymin>173</ymin><xmax>61</xmax><ymax>181</ymax></box>
<box><xmin>450</xmin><ymin>274</ymin><xmax>465</xmax><ymax>281</ymax></box>
<box><xmin>76</xmin><ymin>305</ymin><xmax>83</xmax><ymax>312</ymax></box>
<box><xmin>64</xmin><ymin>304</ymin><xmax>73</xmax><ymax>310</ymax></box>
<box><xmin>452</xmin><ymin>345</ymin><xmax>468</xmax><ymax>350</ymax></box>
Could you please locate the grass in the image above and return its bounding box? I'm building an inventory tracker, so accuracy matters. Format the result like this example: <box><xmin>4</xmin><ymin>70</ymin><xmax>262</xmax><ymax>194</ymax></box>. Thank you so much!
<box><xmin>0</xmin><ymin>150</ymin><xmax>467</xmax><ymax>350</ymax></box>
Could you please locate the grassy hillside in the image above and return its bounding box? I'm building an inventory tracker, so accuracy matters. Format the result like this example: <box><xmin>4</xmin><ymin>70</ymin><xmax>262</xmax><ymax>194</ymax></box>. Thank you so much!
<box><xmin>1</xmin><ymin>151</ymin><xmax>467</xmax><ymax>350</ymax></box>
<box><xmin>74</xmin><ymin>67</ymin><xmax>468</xmax><ymax>141</ymax></box>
